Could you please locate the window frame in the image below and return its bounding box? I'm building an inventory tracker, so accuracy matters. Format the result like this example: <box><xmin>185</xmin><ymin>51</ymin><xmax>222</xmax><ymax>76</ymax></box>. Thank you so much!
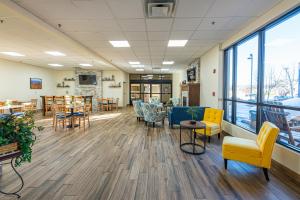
<box><xmin>223</xmin><ymin>6</ymin><xmax>300</xmax><ymax>153</ymax></box>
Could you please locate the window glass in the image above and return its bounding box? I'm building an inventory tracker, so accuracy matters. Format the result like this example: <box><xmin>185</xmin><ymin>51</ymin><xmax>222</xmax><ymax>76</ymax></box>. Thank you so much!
<box><xmin>264</xmin><ymin>13</ymin><xmax>300</xmax><ymax>108</ymax></box>
<box><xmin>236</xmin><ymin>102</ymin><xmax>257</xmax><ymax>132</ymax></box>
<box><xmin>162</xmin><ymin>84</ymin><xmax>171</xmax><ymax>93</ymax></box>
<box><xmin>236</xmin><ymin>35</ymin><xmax>259</xmax><ymax>102</ymax></box>
<box><xmin>262</xmin><ymin>106</ymin><xmax>300</xmax><ymax>150</ymax></box>
<box><xmin>225</xmin><ymin>48</ymin><xmax>234</xmax><ymax>99</ymax></box>
<box><xmin>130</xmin><ymin>84</ymin><xmax>140</xmax><ymax>93</ymax></box>
<box><xmin>223</xmin><ymin>8</ymin><xmax>300</xmax><ymax>153</ymax></box>
<box><xmin>225</xmin><ymin>101</ymin><xmax>232</xmax><ymax>122</ymax></box>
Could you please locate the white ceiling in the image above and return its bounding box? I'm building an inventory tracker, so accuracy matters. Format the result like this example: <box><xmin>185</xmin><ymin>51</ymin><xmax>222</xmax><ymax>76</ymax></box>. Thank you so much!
<box><xmin>0</xmin><ymin>0</ymin><xmax>282</xmax><ymax>73</ymax></box>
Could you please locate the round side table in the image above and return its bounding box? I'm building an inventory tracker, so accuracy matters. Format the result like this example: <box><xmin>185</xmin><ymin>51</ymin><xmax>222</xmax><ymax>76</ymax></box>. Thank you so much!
<box><xmin>180</xmin><ymin>120</ymin><xmax>206</xmax><ymax>155</ymax></box>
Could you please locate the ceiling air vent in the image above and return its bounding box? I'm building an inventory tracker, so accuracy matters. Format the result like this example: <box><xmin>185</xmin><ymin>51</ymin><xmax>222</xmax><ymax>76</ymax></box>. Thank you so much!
<box><xmin>145</xmin><ymin>0</ymin><xmax>176</xmax><ymax>18</ymax></box>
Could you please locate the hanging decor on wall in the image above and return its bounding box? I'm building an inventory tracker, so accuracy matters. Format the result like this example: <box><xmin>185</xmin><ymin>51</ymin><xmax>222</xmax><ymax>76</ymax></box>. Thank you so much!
<box><xmin>188</xmin><ymin>58</ymin><xmax>200</xmax><ymax>83</ymax></box>
<box><xmin>30</xmin><ymin>78</ymin><xmax>42</xmax><ymax>89</ymax></box>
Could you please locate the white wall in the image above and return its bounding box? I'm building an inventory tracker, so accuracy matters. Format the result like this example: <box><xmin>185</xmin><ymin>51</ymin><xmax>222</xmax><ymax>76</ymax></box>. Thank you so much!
<box><xmin>102</xmin><ymin>70</ymin><xmax>128</xmax><ymax>107</ymax></box>
<box><xmin>55</xmin><ymin>70</ymin><xmax>75</xmax><ymax>96</ymax></box>
<box><xmin>197</xmin><ymin>0</ymin><xmax>300</xmax><ymax>174</ymax></box>
<box><xmin>0</xmin><ymin>59</ymin><xmax>57</xmax><ymax>108</ymax></box>
<box><xmin>199</xmin><ymin>45</ymin><xmax>223</xmax><ymax>108</ymax></box>
<box><xmin>172</xmin><ymin>70</ymin><xmax>186</xmax><ymax>99</ymax></box>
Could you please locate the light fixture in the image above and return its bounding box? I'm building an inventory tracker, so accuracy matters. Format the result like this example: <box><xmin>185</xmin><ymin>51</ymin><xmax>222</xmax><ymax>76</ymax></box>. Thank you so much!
<box><xmin>79</xmin><ymin>63</ymin><xmax>93</xmax><ymax>67</ymax></box>
<box><xmin>0</xmin><ymin>52</ymin><xmax>25</xmax><ymax>57</ymax></box>
<box><xmin>129</xmin><ymin>61</ymin><xmax>140</xmax><ymax>65</ymax></box>
<box><xmin>162</xmin><ymin>61</ymin><xmax>174</xmax><ymax>65</ymax></box>
<box><xmin>131</xmin><ymin>64</ymin><xmax>145</xmax><ymax>68</ymax></box>
<box><xmin>48</xmin><ymin>64</ymin><xmax>63</xmax><ymax>67</ymax></box>
<box><xmin>168</xmin><ymin>40</ymin><xmax>188</xmax><ymax>47</ymax></box>
<box><xmin>161</xmin><ymin>68</ymin><xmax>169</xmax><ymax>71</ymax></box>
<box><xmin>136</xmin><ymin>68</ymin><xmax>144</xmax><ymax>71</ymax></box>
<box><xmin>109</xmin><ymin>41</ymin><xmax>130</xmax><ymax>47</ymax></box>
<box><xmin>45</xmin><ymin>51</ymin><xmax>66</xmax><ymax>56</ymax></box>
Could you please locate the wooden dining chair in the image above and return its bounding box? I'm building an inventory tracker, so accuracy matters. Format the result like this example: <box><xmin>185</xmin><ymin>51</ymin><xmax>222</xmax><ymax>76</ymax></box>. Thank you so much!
<box><xmin>73</xmin><ymin>104</ymin><xmax>91</xmax><ymax>131</ymax></box>
<box><xmin>53</xmin><ymin>104</ymin><xmax>72</xmax><ymax>131</ymax></box>
<box><xmin>101</xmin><ymin>98</ymin><xmax>109</xmax><ymax>111</ymax></box>
<box><xmin>0</xmin><ymin>101</ymin><xmax>4</xmax><ymax>114</ymax></box>
<box><xmin>74</xmin><ymin>96</ymin><xmax>83</xmax><ymax>104</ymax></box>
<box><xmin>111</xmin><ymin>98</ymin><xmax>119</xmax><ymax>111</ymax></box>
<box><xmin>63</xmin><ymin>95</ymin><xmax>71</xmax><ymax>104</ymax></box>
<box><xmin>31</xmin><ymin>99</ymin><xmax>38</xmax><ymax>112</ymax></box>
<box><xmin>22</xmin><ymin>102</ymin><xmax>34</xmax><ymax>112</ymax></box>
<box><xmin>54</xmin><ymin>96</ymin><xmax>65</xmax><ymax>105</ymax></box>
<box><xmin>107</xmin><ymin>98</ymin><xmax>114</xmax><ymax>111</ymax></box>
<box><xmin>45</xmin><ymin>96</ymin><xmax>54</xmax><ymax>116</ymax></box>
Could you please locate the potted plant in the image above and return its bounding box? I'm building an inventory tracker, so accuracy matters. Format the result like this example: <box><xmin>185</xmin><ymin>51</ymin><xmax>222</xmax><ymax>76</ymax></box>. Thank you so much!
<box><xmin>0</xmin><ymin>111</ymin><xmax>43</xmax><ymax>166</ymax></box>
<box><xmin>187</xmin><ymin>107</ymin><xmax>200</xmax><ymax>124</ymax></box>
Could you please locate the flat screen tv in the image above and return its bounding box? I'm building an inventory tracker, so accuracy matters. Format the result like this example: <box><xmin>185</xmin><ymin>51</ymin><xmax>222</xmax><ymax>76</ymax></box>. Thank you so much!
<box><xmin>187</xmin><ymin>67</ymin><xmax>196</xmax><ymax>82</ymax></box>
<box><xmin>79</xmin><ymin>75</ymin><xmax>97</xmax><ymax>85</ymax></box>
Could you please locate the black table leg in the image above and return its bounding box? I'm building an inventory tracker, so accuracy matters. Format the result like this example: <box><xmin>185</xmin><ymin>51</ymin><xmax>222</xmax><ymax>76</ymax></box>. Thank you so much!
<box><xmin>193</xmin><ymin>129</ymin><xmax>196</xmax><ymax>154</ymax></box>
<box><xmin>179</xmin><ymin>126</ymin><xmax>182</xmax><ymax>146</ymax></box>
<box><xmin>0</xmin><ymin>158</ymin><xmax>24</xmax><ymax>199</ymax></box>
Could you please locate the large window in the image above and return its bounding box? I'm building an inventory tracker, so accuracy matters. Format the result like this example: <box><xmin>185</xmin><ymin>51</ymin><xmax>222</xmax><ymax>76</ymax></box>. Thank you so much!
<box><xmin>129</xmin><ymin>74</ymin><xmax>172</xmax><ymax>104</ymax></box>
<box><xmin>224</xmin><ymin>7</ymin><xmax>300</xmax><ymax>152</ymax></box>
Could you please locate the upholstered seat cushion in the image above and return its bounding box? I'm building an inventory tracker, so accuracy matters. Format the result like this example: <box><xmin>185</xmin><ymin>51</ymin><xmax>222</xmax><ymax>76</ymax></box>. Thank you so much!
<box><xmin>222</xmin><ymin>136</ymin><xmax>263</xmax><ymax>166</ymax></box>
<box><xmin>56</xmin><ymin>114</ymin><xmax>72</xmax><ymax>119</ymax></box>
<box><xmin>223</xmin><ymin>136</ymin><xmax>261</xmax><ymax>157</ymax></box>
<box><xmin>195</xmin><ymin>121</ymin><xmax>220</xmax><ymax>136</ymax></box>
<box><xmin>73</xmin><ymin>112</ymin><xmax>84</xmax><ymax>116</ymax></box>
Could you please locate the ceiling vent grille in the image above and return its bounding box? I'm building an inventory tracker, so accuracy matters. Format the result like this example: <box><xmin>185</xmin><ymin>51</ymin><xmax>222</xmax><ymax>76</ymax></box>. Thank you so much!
<box><xmin>145</xmin><ymin>0</ymin><xmax>176</xmax><ymax>18</ymax></box>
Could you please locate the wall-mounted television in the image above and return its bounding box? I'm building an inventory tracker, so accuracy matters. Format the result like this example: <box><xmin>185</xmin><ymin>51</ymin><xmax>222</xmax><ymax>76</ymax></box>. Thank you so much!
<box><xmin>79</xmin><ymin>75</ymin><xmax>97</xmax><ymax>85</ymax></box>
<box><xmin>187</xmin><ymin>67</ymin><xmax>196</xmax><ymax>82</ymax></box>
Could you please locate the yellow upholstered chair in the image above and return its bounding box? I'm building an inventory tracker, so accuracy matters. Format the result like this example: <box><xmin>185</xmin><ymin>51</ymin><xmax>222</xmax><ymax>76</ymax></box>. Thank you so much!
<box><xmin>222</xmin><ymin>122</ymin><xmax>279</xmax><ymax>181</ymax></box>
<box><xmin>195</xmin><ymin>108</ymin><xmax>224</xmax><ymax>142</ymax></box>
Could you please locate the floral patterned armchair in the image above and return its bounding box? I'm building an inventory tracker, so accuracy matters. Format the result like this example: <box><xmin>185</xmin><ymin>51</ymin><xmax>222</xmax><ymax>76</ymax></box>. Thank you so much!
<box><xmin>142</xmin><ymin>103</ymin><xmax>166</xmax><ymax>127</ymax></box>
<box><xmin>132</xmin><ymin>100</ymin><xmax>144</xmax><ymax>120</ymax></box>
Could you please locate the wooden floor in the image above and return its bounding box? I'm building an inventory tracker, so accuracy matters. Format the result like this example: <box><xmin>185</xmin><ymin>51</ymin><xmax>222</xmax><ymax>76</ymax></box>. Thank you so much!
<box><xmin>0</xmin><ymin>108</ymin><xmax>299</xmax><ymax>200</ymax></box>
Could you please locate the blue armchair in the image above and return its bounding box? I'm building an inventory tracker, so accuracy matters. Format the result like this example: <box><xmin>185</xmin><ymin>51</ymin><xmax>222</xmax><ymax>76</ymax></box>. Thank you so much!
<box><xmin>132</xmin><ymin>100</ymin><xmax>144</xmax><ymax>121</ymax></box>
<box><xmin>142</xmin><ymin>103</ymin><xmax>166</xmax><ymax>127</ymax></box>
<box><xmin>168</xmin><ymin>106</ymin><xmax>206</xmax><ymax>128</ymax></box>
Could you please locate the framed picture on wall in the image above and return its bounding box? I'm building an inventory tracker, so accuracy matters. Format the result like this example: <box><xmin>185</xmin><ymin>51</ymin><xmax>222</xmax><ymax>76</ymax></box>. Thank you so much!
<box><xmin>30</xmin><ymin>78</ymin><xmax>42</xmax><ymax>89</ymax></box>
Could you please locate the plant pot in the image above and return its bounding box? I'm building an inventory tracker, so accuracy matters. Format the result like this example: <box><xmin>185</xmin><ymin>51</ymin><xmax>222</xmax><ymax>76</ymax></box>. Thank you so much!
<box><xmin>190</xmin><ymin>120</ymin><xmax>196</xmax><ymax>125</ymax></box>
<box><xmin>0</xmin><ymin>142</ymin><xmax>18</xmax><ymax>155</ymax></box>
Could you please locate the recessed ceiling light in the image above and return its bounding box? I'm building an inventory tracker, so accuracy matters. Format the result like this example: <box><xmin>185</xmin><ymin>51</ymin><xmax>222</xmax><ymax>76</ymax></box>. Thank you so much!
<box><xmin>45</xmin><ymin>51</ymin><xmax>66</xmax><ymax>56</ymax></box>
<box><xmin>109</xmin><ymin>41</ymin><xmax>130</xmax><ymax>47</ymax></box>
<box><xmin>48</xmin><ymin>64</ymin><xmax>63</xmax><ymax>67</ymax></box>
<box><xmin>136</xmin><ymin>68</ymin><xmax>144</xmax><ymax>71</ymax></box>
<box><xmin>168</xmin><ymin>40</ymin><xmax>188</xmax><ymax>47</ymax></box>
<box><xmin>161</xmin><ymin>68</ymin><xmax>169</xmax><ymax>71</ymax></box>
<box><xmin>163</xmin><ymin>61</ymin><xmax>174</xmax><ymax>65</ymax></box>
<box><xmin>129</xmin><ymin>61</ymin><xmax>140</xmax><ymax>65</ymax></box>
<box><xmin>0</xmin><ymin>52</ymin><xmax>25</xmax><ymax>57</ymax></box>
<box><xmin>131</xmin><ymin>64</ymin><xmax>145</xmax><ymax>68</ymax></box>
<box><xmin>79</xmin><ymin>63</ymin><xmax>93</xmax><ymax>67</ymax></box>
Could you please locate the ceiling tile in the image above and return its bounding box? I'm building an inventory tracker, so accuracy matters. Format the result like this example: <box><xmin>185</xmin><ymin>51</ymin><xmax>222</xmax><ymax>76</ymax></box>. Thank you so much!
<box><xmin>125</xmin><ymin>32</ymin><xmax>147</xmax><ymax>41</ymax></box>
<box><xmin>176</xmin><ymin>0</ymin><xmax>214</xmax><ymax>18</ymax></box>
<box><xmin>148</xmin><ymin>32</ymin><xmax>169</xmax><ymax>41</ymax></box>
<box><xmin>198</xmin><ymin>17</ymin><xmax>233</xmax><ymax>30</ymax></box>
<box><xmin>50</xmin><ymin>19</ymin><xmax>120</xmax><ymax>32</ymax></box>
<box><xmin>191</xmin><ymin>30</ymin><xmax>233</xmax><ymax>40</ymax></box>
<box><xmin>106</xmin><ymin>0</ymin><xmax>144</xmax><ymax>19</ymax></box>
<box><xmin>170</xmin><ymin>31</ymin><xmax>193</xmax><ymax>40</ymax></box>
<box><xmin>118</xmin><ymin>19</ymin><xmax>146</xmax><ymax>31</ymax></box>
<box><xmin>148</xmin><ymin>40</ymin><xmax>168</xmax><ymax>47</ymax></box>
<box><xmin>146</xmin><ymin>19</ymin><xmax>173</xmax><ymax>31</ymax></box>
<box><xmin>172</xmin><ymin>18</ymin><xmax>202</xmax><ymax>31</ymax></box>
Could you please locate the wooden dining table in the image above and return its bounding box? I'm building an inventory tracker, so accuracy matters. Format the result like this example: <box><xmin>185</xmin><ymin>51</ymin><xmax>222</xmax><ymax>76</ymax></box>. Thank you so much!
<box><xmin>0</xmin><ymin>105</ymin><xmax>23</xmax><ymax>114</ymax></box>
<box><xmin>64</xmin><ymin>104</ymin><xmax>85</xmax><ymax>128</ymax></box>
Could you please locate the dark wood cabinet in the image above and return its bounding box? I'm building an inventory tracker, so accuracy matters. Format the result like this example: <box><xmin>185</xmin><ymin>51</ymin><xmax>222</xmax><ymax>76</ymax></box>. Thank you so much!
<box><xmin>181</xmin><ymin>83</ymin><xmax>200</xmax><ymax>106</ymax></box>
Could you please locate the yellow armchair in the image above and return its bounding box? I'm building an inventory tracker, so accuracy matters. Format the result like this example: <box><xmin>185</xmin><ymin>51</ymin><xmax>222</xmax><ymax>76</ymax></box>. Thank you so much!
<box><xmin>195</xmin><ymin>108</ymin><xmax>224</xmax><ymax>142</ymax></box>
<box><xmin>222</xmin><ymin>122</ymin><xmax>279</xmax><ymax>181</ymax></box>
